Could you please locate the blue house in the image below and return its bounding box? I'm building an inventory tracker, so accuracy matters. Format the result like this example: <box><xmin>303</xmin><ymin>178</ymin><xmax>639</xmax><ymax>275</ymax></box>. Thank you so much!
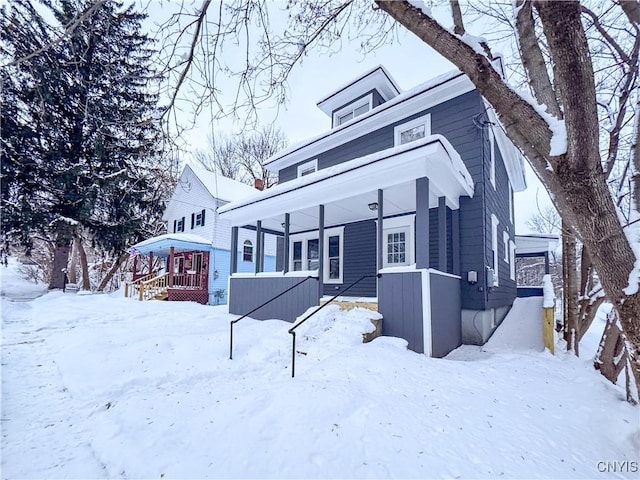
<box><xmin>128</xmin><ymin>164</ymin><xmax>276</xmax><ymax>305</ymax></box>
<box><xmin>219</xmin><ymin>65</ymin><xmax>527</xmax><ymax>356</ymax></box>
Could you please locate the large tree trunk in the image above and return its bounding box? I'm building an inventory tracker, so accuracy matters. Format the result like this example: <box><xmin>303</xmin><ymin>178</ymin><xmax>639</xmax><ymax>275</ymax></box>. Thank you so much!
<box><xmin>68</xmin><ymin>239</ymin><xmax>78</xmax><ymax>284</ymax></box>
<box><xmin>375</xmin><ymin>0</ymin><xmax>640</xmax><ymax>399</ymax></box>
<box><xmin>75</xmin><ymin>236</ymin><xmax>91</xmax><ymax>290</ymax></box>
<box><xmin>97</xmin><ymin>253</ymin><xmax>128</xmax><ymax>292</ymax></box>
<box><xmin>562</xmin><ymin>222</ymin><xmax>579</xmax><ymax>354</ymax></box>
<box><xmin>48</xmin><ymin>221</ymin><xmax>74</xmax><ymax>290</ymax></box>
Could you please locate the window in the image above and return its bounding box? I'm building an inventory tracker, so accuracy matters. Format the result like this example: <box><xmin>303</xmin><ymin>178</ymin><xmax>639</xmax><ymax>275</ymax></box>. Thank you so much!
<box><xmin>491</xmin><ymin>214</ymin><xmax>499</xmax><ymax>286</ymax></box>
<box><xmin>503</xmin><ymin>231</ymin><xmax>510</xmax><ymax>262</ymax></box>
<box><xmin>243</xmin><ymin>240</ymin><xmax>253</xmax><ymax>262</ymax></box>
<box><xmin>489</xmin><ymin>128</ymin><xmax>496</xmax><ymax>189</ymax></box>
<box><xmin>175</xmin><ymin>216</ymin><xmax>185</xmax><ymax>232</ymax></box>
<box><xmin>394</xmin><ymin>114</ymin><xmax>431</xmax><ymax>146</ymax></box>
<box><xmin>332</xmin><ymin>95</ymin><xmax>373</xmax><ymax>127</ymax></box>
<box><xmin>382</xmin><ymin>215</ymin><xmax>415</xmax><ymax>268</ymax></box>
<box><xmin>195</xmin><ymin>209</ymin><xmax>206</xmax><ymax>227</ymax></box>
<box><xmin>289</xmin><ymin>227</ymin><xmax>344</xmax><ymax>283</ymax></box>
<box><xmin>297</xmin><ymin>159</ymin><xmax>318</xmax><ymax>178</ymax></box>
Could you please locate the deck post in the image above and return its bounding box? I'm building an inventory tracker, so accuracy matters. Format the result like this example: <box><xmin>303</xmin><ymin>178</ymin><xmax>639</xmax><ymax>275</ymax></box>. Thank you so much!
<box><xmin>283</xmin><ymin>213</ymin><xmax>290</xmax><ymax>273</ymax></box>
<box><xmin>230</xmin><ymin>226</ymin><xmax>238</xmax><ymax>275</ymax></box>
<box><xmin>544</xmin><ymin>251</ymin><xmax>550</xmax><ymax>274</ymax></box>
<box><xmin>415</xmin><ymin>177</ymin><xmax>430</xmax><ymax>269</ymax></box>
<box><xmin>149</xmin><ymin>252</ymin><xmax>154</xmax><ymax>275</ymax></box>
<box><xmin>168</xmin><ymin>246</ymin><xmax>175</xmax><ymax>288</ymax></box>
<box><xmin>377</xmin><ymin>189</ymin><xmax>383</xmax><ymax>272</ymax></box>
<box><xmin>255</xmin><ymin>221</ymin><xmax>262</xmax><ymax>274</ymax></box>
<box><xmin>318</xmin><ymin>205</ymin><xmax>324</xmax><ymax>299</ymax></box>
<box><xmin>438</xmin><ymin>196</ymin><xmax>447</xmax><ymax>271</ymax></box>
<box><xmin>452</xmin><ymin>209</ymin><xmax>460</xmax><ymax>276</ymax></box>
<box><xmin>133</xmin><ymin>255</ymin><xmax>138</xmax><ymax>279</ymax></box>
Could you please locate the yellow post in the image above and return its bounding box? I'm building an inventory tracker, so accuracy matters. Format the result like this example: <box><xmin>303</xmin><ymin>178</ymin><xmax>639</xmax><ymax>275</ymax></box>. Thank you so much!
<box><xmin>543</xmin><ymin>307</ymin><xmax>555</xmax><ymax>354</ymax></box>
<box><xmin>139</xmin><ymin>283</ymin><xmax>144</xmax><ymax>301</ymax></box>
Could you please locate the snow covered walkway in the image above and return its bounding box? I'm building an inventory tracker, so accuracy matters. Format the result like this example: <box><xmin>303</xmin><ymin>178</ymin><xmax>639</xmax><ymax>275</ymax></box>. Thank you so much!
<box><xmin>1</xmin><ymin>262</ymin><xmax>638</xmax><ymax>479</ymax></box>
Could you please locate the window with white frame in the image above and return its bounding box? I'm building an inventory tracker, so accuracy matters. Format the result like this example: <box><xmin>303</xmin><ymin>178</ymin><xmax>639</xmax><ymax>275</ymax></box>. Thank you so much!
<box><xmin>503</xmin><ymin>231</ymin><xmax>510</xmax><ymax>262</ymax></box>
<box><xmin>491</xmin><ymin>214</ymin><xmax>499</xmax><ymax>286</ymax></box>
<box><xmin>332</xmin><ymin>95</ymin><xmax>372</xmax><ymax>127</ymax></box>
<box><xmin>509</xmin><ymin>240</ymin><xmax>516</xmax><ymax>280</ymax></box>
<box><xmin>195</xmin><ymin>209</ymin><xmax>206</xmax><ymax>227</ymax></box>
<box><xmin>297</xmin><ymin>159</ymin><xmax>318</xmax><ymax>178</ymax></box>
<box><xmin>382</xmin><ymin>215</ymin><xmax>415</xmax><ymax>267</ymax></box>
<box><xmin>489</xmin><ymin>128</ymin><xmax>496</xmax><ymax>189</ymax></box>
<box><xmin>394</xmin><ymin>114</ymin><xmax>431</xmax><ymax>146</ymax></box>
<box><xmin>243</xmin><ymin>240</ymin><xmax>253</xmax><ymax>262</ymax></box>
<box><xmin>289</xmin><ymin>227</ymin><xmax>344</xmax><ymax>283</ymax></box>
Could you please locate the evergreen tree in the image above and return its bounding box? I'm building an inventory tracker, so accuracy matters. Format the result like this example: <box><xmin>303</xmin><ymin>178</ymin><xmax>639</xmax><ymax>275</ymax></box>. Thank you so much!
<box><xmin>1</xmin><ymin>0</ymin><xmax>167</xmax><ymax>289</ymax></box>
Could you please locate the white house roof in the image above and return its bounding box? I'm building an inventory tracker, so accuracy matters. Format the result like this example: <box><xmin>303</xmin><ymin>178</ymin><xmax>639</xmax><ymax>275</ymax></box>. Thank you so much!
<box><xmin>186</xmin><ymin>163</ymin><xmax>259</xmax><ymax>203</ymax></box>
<box><xmin>316</xmin><ymin>65</ymin><xmax>402</xmax><ymax>116</ymax></box>
<box><xmin>132</xmin><ymin>233</ymin><xmax>214</xmax><ymax>256</ymax></box>
<box><xmin>515</xmin><ymin>234</ymin><xmax>559</xmax><ymax>255</ymax></box>
<box><xmin>219</xmin><ymin>135</ymin><xmax>474</xmax><ymax>232</ymax></box>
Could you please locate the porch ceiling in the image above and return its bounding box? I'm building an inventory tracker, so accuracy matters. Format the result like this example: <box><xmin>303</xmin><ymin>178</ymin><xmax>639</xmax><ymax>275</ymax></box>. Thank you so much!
<box><xmin>132</xmin><ymin>233</ymin><xmax>213</xmax><ymax>256</ymax></box>
<box><xmin>219</xmin><ymin>136</ymin><xmax>474</xmax><ymax>233</ymax></box>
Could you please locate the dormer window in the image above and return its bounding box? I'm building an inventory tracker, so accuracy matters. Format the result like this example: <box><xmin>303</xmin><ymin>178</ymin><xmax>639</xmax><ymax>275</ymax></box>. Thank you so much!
<box><xmin>332</xmin><ymin>95</ymin><xmax>373</xmax><ymax>127</ymax></box>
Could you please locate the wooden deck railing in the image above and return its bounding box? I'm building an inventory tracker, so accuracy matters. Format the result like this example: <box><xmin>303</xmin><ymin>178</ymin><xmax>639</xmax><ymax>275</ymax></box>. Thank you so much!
<box><xmin>124</xmin><ymin>271</ymin><xmax>156</xmax><ymax>298</ymax></box>
<box><xmin>137</xmin><ymin>272</ymin><xmax>170</xmax><ymax>301</ymax></box>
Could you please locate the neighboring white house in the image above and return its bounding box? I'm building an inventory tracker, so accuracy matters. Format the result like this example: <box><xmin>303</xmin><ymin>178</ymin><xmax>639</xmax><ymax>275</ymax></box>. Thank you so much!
<box><xmin>130</xmin><ymin>163</ymin><xmax>277</xmax><ymax>305</ymax></box>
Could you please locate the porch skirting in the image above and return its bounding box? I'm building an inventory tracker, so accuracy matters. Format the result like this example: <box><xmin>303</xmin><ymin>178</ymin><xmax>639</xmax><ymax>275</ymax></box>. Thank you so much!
<box><xmin>168</xmin><ymin>288</ymin><xmax>208</xmax><ymax>305</ymax></box>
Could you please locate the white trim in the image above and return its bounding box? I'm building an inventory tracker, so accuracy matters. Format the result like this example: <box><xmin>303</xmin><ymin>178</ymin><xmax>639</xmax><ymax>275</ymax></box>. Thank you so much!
<box><xmin>394</xmin><ymin>114</ymin><xmax>431</xmax><ymax>146</ymax></box>
<box><xmin>297</xmin><ymin>159</ymin><xmax>318</xmax><ymax>178</ymax></box>
<box><xmin>503</xmin><ymin>231</ymin><xmax>509</xmax><ymax>262</ymax></box>
<box><xmin>508</xmin><ymin>184</ymin><xmax>514</xmax><ymax>225</ymax></box>
<box><xmin>421</xmin><ymin>269</ymin><xmax>432</xmax><ymax>356</ymax></box>
<box><xmin>509</xmin><ymin>240</ymin><xmax>516</xmax><ymax>280</ymax></box>
<box><xmin>332</xmin><ymin>94</ymin><xmax>373</xmax><ymax>127</ymax></box>
<box><xmin>491</xmin><ymin>214</ymin><xmax>499</xmax><ymax>286</ymax></box>
<box><xmin>382</xmin><ymin>214</ymin><xmax>415</xmax><ymax>268</ymax></box>
<box><xmin>489</xmin><ymin>128</ymin><xmax>496</xmax><ymax>189</ymax></box>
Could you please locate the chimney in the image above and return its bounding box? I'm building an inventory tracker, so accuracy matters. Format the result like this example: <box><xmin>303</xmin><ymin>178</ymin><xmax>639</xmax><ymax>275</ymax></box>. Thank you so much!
<box><xmin>254</xmin><ymin>178</ymin><xmax>265</xmax><ymax>191</ymax></box>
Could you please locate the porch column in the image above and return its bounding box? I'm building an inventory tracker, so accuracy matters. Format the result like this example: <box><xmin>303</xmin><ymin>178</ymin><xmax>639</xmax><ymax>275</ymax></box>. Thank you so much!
<box><xmin>133</xmin><ymin>255</ymin><xmax>138</xmax><ymax>278</ymax></box>
<box><xmin>255</xmin><ymin>221</ymin><xmax>262</xmax><ymax>274</ymax></box>
<box><xmin>377</xmin><ymin>189</ymin><xmax>383</xmax><ymax>272</ymax></box>
<box><xmin>544</xmin><ymin>251</ymin><xmax>550</xmax><ymax>274</ymax></box>
<box><xmin>149</xmin><ymin>252</ymin><xmax>154</xmax><ymax>275</ymax></box>
<box><xmin>230</xmin><ymin>226</ymin><xmax>238</xmax><ymax>274</ymax></box>
<box><xmin>318</xmin><ymin>205</ymin><xmax>324</xmax><ymax>298</ymax></box>
<box><xmin>168</xmin><ymin>246</ymin><xmax>175</xmax><ymax>287</ymax></box>
<box><xmin>452</xmin><ymin>210</ymin><xmax>460</xmax><ymax>276</ymax></box>
<box><xmin>415</xmin><ymin>177</ymin><xmax>430</xmax><ymax>269</ymax></box>
<box><xmin>438</xmin><ymin>196</ymin><xmax>447</xmax><ymax>272</ymax></box>
<box><xmin>283</xmin><ymin>213</ymin><xmax>290</xmax><ymax>273</ymax></box>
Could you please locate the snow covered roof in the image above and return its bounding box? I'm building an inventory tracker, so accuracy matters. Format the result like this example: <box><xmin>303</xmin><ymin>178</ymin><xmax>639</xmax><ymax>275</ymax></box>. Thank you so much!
<box><xmin>265</xmin><ymin>70</ymin><xmax>472</xmax><ymax>171</ymax></box>
<box><xmin>316</xmin><ymin>65</ymin><xmax>402</xmax><ymax>116</ymax></box>
<box><xmin>219</xmin><ymin>135</ymin><xmax>474</xmax><ymax>231</ymax></box>
<box><xmin>186</xmin><ymin>163</ymin><xmax>259</xmax><ymax>203</ymax></box>
<box><xmin>515</xmin><ymin>234</ymin><xmax>559</xmax><ymax>255</ymax></box>
<box><xmin>131</xmin><ymin>233</ymin><xmax>214</xmax><ymax>256</ymax></box>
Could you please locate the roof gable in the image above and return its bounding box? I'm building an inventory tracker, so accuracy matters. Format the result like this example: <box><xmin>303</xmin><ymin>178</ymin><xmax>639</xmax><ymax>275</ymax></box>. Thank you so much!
<box><xmin>185</xmin><ymin>163</ymin><xmax>258</xmax><ymax>203</ymax></box>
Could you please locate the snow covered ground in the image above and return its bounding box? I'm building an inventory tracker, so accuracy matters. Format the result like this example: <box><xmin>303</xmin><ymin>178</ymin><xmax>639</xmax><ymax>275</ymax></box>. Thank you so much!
<box><xmin>1</xmin><ymin>260</ymin><xmax>638</xmax><ymax>479</ymax></box>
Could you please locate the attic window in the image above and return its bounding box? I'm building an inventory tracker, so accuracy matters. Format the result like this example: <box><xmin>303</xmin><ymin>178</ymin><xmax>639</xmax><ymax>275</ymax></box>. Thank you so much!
<box><xmin>332</xmin><ymin>94</ymin><xmax>373</xmax><ymax>127</ymax></box>
<box><xmin>394</xmin><ymin>114</ymin><xmax>431</xmax><ymax>146</ymax></box>
<box><xmin>297</xmin><ymin>159</ymin><xmax>317</xmax><ymax>178</ymax></box>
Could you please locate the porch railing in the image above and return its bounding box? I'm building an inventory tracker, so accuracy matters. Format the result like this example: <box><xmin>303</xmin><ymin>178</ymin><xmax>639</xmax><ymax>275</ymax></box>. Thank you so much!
<box><xmin>124</xmin><ymin>271</ymin><xmax>156</xmax><ymax>298</ymax></box>
<box><xmin>229</xmin><ymin>276</ymin><xmax>318</xmax><ymax>360</ymax></box>
<box><xmin>137</xmin><ymin>272</ymin><xmax>169</xmax><ymax>301</ymax></box>
<box><xmin>288</xmin><ymin>274</ymin><xmax>381</xmax><ymax>378</ymax></box>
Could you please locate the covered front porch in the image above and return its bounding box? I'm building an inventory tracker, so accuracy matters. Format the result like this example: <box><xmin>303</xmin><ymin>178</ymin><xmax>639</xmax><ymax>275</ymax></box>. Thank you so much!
<box><xmin>126</xmin><ymin>233</ymin><xmax>214</xmax><ymax>305</ymax></box>
<box><xmin>219</xmin><ymin>137</ymin><xmax>474</xmax><ymax>356</ymax></box>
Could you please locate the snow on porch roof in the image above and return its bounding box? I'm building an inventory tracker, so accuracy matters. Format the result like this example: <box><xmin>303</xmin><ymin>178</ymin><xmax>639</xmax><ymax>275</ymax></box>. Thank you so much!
<box><xmin>515</xmin><ymin>234</ymin><xmax>559</xmax><ymax>255</ymax></box>
<box><xmin>131</xmin><ymin>233</ymin><xmax>214</xmax><ymax>256</ymax></box>
<box><xmin>218</xmin><ymin>135</ymin><xmax>474</xmax><ymax>227</ymax></box>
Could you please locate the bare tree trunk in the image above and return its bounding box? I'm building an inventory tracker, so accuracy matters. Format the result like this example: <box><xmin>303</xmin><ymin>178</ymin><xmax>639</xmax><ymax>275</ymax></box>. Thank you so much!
<box><xmin>48</xmin><ymin>221</ymin><xmax>74</xmax><ymax>290</ymax></box>
<box><xmin>562</xmin><ymin>222</ymin><xmax>579</xmax><ymax>355</ymax></box>
<box><xmin>97</xmin><ymin>253</ymin><xmax>127</xmax><ymax>292</ymax></box>
<box><xmin>68</xmin><ymin>239</ymin><xmax>78</xmax><ymax>284</ymax></box>
<box><xmin>75</xmin><ymin>236</ymin><xmax>90</xmax><ymax>290</ymax></box>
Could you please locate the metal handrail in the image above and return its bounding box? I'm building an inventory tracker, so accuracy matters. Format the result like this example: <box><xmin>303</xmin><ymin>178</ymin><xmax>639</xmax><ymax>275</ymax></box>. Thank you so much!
<box><xmin>229</xmin><ymin>275</ymin><xmax>318</xmax><ymax>360</ymax></box>
<box><xmin>288</xmin><ymin>273</ymin><xmax>381</xmax><ymax>377</ymax></box>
